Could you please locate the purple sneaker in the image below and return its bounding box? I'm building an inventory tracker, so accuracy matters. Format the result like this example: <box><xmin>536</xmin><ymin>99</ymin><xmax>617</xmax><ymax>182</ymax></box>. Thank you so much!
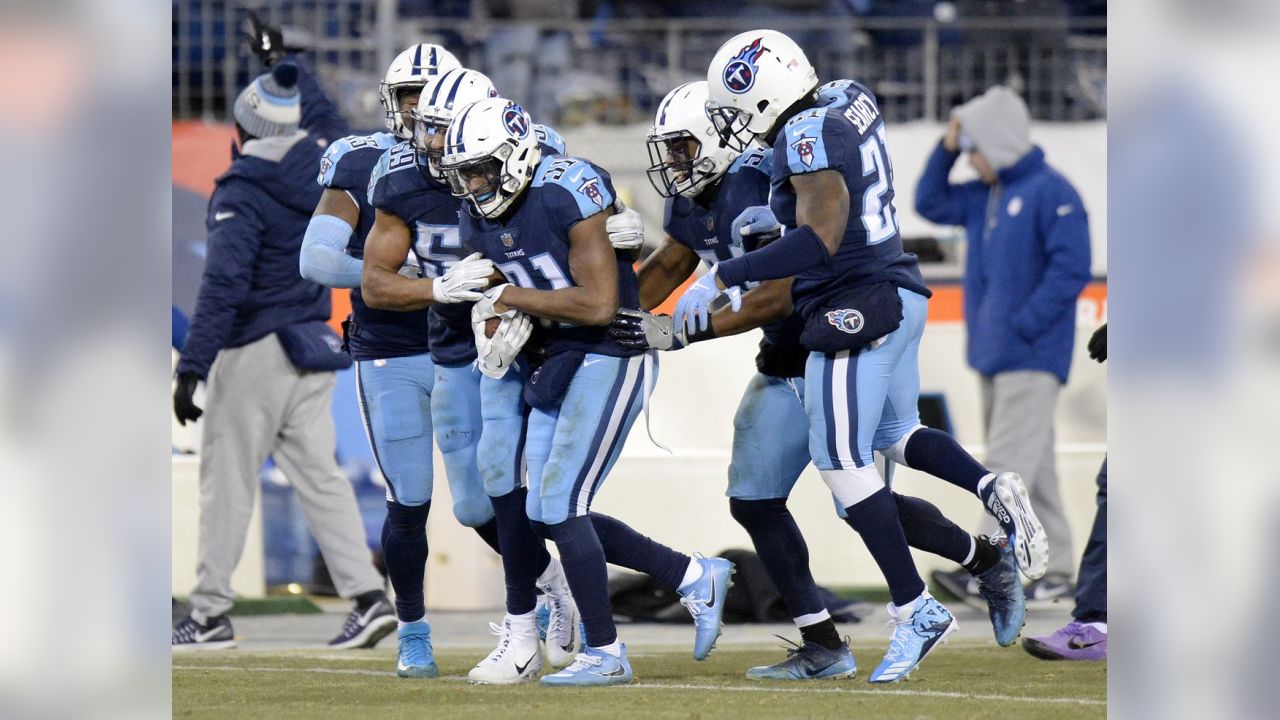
<box><xmin>1022</xmin><ymin>621</ymin><xmax>1107</xmax><ymax>661</ymax></box>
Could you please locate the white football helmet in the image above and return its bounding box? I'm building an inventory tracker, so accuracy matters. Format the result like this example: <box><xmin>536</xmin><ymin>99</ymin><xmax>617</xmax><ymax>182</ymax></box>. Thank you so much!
<box><xmin>379</xmin><ymin>43</ymin><xmax>462</xmax><ymax>139</ymax></box>
<box><xmin>440</xmin><ymin>97</ymin><xmax>542</xmax><ymax>219</ymax></box>
<box><xmin>410</xmin><ymin>68</ymin><xmax>499</xmax><ymax>178</ymax></box>
<box><xmin>646</xmin><ymin>81</ymin><xmax>740</xmax><ymax>199</ymax></box>
<box><xmin>705</xmin><ymin>30</ymin><xmax>818</xmax><ymax>151</ymax></box>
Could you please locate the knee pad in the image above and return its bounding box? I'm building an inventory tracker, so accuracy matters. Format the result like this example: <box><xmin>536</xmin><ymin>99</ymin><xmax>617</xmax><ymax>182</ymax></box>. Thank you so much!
<box><xmin>452</xmin><ymin>495</ymin><xmax>495</xmax><ymax>528</ymax></box>
<box><xmin>819</xmin><ymin>465</ymin><xmax>885</xmax><ymax>509</ymax></box>
<box><xmin>385</xmin><ymin>500</ymin><xmax>430</xmax><ymax>533</ymax></box>
<box><xmin>728</xmin><ymin>497</ymin><xmax>788</xmax><ymax>532</ymax></box>
<box><xmin>878</xmin><ymin>423</ymin><xmax>925</xmax><ymax>466</ymax></box>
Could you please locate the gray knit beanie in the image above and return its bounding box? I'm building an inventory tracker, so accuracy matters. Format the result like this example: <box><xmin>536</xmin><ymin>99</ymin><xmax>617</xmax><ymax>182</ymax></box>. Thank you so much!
<box><xmin>233</xmin><ymin>63</ymin><xmax>301</xmax><ymax>139</ymax></box>
<box><xmin>952</xmin><ymin>86</ymin><xmax>1031</xmax><ymax>172</ymax></box>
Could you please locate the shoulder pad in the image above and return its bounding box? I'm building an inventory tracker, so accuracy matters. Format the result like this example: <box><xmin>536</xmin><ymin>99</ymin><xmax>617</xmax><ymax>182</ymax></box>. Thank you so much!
<box><xmin>318</xmin><ymin>132</ymin><xmax>397</xmax><ymax>187</ymax></box>
<box><xmin>533</xmin><ymin>155</ymin><xmax>615</xmax><ymax>219</ymax></box>
<box><xmin>728</xmin><ymin>146</ymin><xmax>772</xmax><ymax>175</ymax></box>
<box><xmin>533</xmin><ymin>124</ymin><xmax>567</xmax><ymax>155</ymax></box>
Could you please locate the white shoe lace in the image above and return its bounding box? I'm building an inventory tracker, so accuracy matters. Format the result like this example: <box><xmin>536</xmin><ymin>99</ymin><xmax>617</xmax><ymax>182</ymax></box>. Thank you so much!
<box><xmin>561</xmin><ymin>652</ymin><xmax>603</xmax><ymax>673</ymax></box>
<box><xmin>679</xmin><ymin>593</ymin><xmax>707</xmax><ymax>619</ymax></box>
<box><xmin>476</xmin><ymin>621</ymin><xmax>515</xmax><ymax>666</ymax></box>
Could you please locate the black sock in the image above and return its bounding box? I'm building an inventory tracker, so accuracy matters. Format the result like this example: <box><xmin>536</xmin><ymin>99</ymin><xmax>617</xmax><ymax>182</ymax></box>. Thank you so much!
<box><xmin>381</xmin><ymin>500</ymin><xmax>430</xmax><ymax>621</ymax></box>
<box><xmin>903</xmin><ymin>428</ymin><xmax>990</xmax><ymax>495</ymax></box>
<box><xmin>590</xmin><ymin>512</ymin><xmax>690</xmax><ymax>591</ymax></box>
<box><xmin>490</xmin><ymin>487</ymin><xmax>548</xmax><ymax>615</ymax></box>
<box><xmin>472</xmin><ymin>516</ymin><xmax>503</xmax><ymax>555</ymax></box>
<box><xmin>353</xmin><ymin>589</ymin><xmax>385</xmax><ymax>611</ymax></box>
<box><xmin>548</xmin><ymin>515</ymin><xmax>615</xmax><ymax>648</ymax></box>
<box><xmin>843</xmin><ymin>488</ymin><xmax>925</xmax><ymax>607</ymax></box>
<box><xmin>799</xmin><ymin>618</ymin><xmax>843</xmax><ymax>651</ymax></box>
<box><xmin>963</xmin><ymin>535</ymin><xmax>1002</xmax><ymax>575</ymax></box>
<box><xmin>894</xmin><ymin>493</ymin><xmax>975</xmax><ymax>566</ymax></box>
<box><xmin>728</xmin><ymin>498</ymin><xmax>826</xmax><ymax>618</ymax></box>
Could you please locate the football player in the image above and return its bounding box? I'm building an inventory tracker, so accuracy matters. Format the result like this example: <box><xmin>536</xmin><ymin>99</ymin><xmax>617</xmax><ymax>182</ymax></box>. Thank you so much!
<box><xmin>614</xmin><ymin>81</ymin><xmax>1027</xmax><ymax>680</ymax></box>
<box><xmin>684</xmin><ymin>30</ymin><xmax>1050</xmax><ymax>682</ymax></box>
<box><xmin>441</xmin><ymin>97</ymin><xmax>733</xmax><ymax>687</ymax></box>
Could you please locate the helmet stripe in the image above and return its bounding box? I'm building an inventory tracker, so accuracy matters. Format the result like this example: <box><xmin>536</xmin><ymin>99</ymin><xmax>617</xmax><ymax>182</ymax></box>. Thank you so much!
<box><xmin>428</xmin><ymin>69</ymin><xmax>451</xmax><ymax>107</ymax></box>
<box><xmin>452</xmin><ymin>102</ymin><xmax>473</xmax><ymax>154</ymax></box>
<box><xmin>657</xmin><ymin>82</ymin><xmax>690</xmax><ymax>126</ymax></box>
<box><xmin>428</xmin><ymin>46</ymin><xmax>438</xmax><ymax>74</ymax></box>
<box><xmin>444</xmin><ymin>71</ymin><xmax>467</xmax><ymax>109</ymax></box>
<box><xmin>411</xmin><ymin>45</ymin><xmax>423</xmax><ymax>76</ymax></box>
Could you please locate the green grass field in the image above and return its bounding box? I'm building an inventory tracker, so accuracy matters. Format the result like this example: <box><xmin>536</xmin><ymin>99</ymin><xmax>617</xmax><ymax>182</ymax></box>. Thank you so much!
<box><xmin>173</xmin><ymin>640</ymin><xmax>1105</xmax><ymax>719</ymax></box>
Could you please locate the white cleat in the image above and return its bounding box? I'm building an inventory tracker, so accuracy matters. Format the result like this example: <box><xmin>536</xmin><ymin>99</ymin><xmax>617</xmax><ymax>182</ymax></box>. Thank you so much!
<box><xmin>467</xmin><ymin>615</ymin><xmax>543</xmax><ymax>685</ymax></box>
<box><xmin>537</xmin><ymin>561</ymin><xmax>581</xmax><ymax>668</ymax></box>
<box><xmin>986</xmin><ymin>472</ymin><xmax>1050</xmax><ymax>580</ymax></box>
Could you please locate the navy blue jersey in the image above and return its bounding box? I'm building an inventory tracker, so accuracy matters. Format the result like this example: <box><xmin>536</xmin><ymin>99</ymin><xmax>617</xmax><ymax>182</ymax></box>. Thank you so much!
<box><xmin>662</xmin><ymin>146</ymin><xmax>802</xmax><ymax>347</ymax></box>
<box><xmin>315</xmin><ymin>131</ymin><xmax>419</xmax><ymax>362</ymax></box>
<box><xmin>367</xmin><ymin>140</ymin><xmax>470</xmax><ymax>364</ymax></box>
<box><xmin>460</xmin><ymin>154</ymin><xmax>640</xmax><ymax>358</ymax></box>
<box><xmin>770</xmin><ymin>79</ymin><xmax>929</xmax><ymax>319</ymax></box>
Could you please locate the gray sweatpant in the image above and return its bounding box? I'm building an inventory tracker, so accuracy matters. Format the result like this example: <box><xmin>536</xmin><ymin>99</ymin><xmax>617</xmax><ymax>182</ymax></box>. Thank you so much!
<box><xmin>188</xmin><ymin>333</ymin><xmax>383</xmax><ymax>620</ymax></box>
<box><xmin>981</xmin><ymin>370</ymin><xmax>1075</xmax><ymax>578</ymax></box>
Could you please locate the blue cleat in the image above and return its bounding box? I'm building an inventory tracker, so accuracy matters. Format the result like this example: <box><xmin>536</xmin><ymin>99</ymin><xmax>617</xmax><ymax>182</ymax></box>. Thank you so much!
<box><xmin>540</xmin><ymin>644</ymin><xmax>633</xmax><ymax>687</ymax></box>
<box><xmin>868</xmin><ymin>595</ymin><xmax>957</xmax><ymax>683</ymax></box>
<box><xmin>979</xmin><ymin>472</ymin><xmax>1049</xmax><ymax>580</ymax></box>
<box><xmin>396</xmin><ymin>620</ymin><xmax>439</xmax><ymax>678</ymax></box>
<box><xmin>535</xmin><ymin>595</ymin><xmax>550</xmax><ymax>642</ymax></box>
<box><xmin>678</xmin><ymin>555</ymin><xmax>735</xmax><ymax>660</ymax></box>
<box><xmin>745</xmin><ymin>637</ymin><xmax>857</xmax><ymax>680</ymax></box>
<box><xmin>976</xmin><ymin>535</ymin><xmax>1026</xmax><ymax>647</ymax></box>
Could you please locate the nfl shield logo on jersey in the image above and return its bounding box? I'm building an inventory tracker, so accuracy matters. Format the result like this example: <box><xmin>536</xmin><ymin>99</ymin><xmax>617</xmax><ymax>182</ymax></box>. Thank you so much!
<box><xmin>791</xmin><ymin>135</ymin><xmax>817</xmax><ymax>167</ymax></box>
<box><xmin>826</xmin><ymin>308</ymin><xmax>864</xmax><ymax>335</ymax></box>
<box><xmin>723</xmin><ymin>37</ymin><xmax>765</xmax><ymax>94</ymax></box>
<box><xmin>501</xmin><ymin>232</ymin><xmax>515</xmax><ymax>247</ymax></box>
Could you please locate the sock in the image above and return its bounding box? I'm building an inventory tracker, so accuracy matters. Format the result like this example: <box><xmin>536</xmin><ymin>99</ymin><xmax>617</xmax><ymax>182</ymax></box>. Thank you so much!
<box><xmin>1083</xmin><ymin>621</ymin><xmax>1108</xmax><ymax>633</ymax></box>
<box><xmin>678</xmin><ymin>558</ymin><xmax>704</xmax><ymax>591</ymax></box>
<box><xmin>903</xmin><ymin>428</ymin><xmax>991</xmax><ymax>495</ymax></box>
<box><xmin>490</xmin><ymin>487</ymin><xmax>548</xmax><ymax>615</ymax></box>
<box><xmin>548</xmin><ymin>515</ymin><xmax>616</xmax><ymax>648</ymax></box>
<box><xmin>353</xmin><ymin>589</ymin><xmax>385</xmax><ymax>611</ymax></box>
<box><xmin>729</xmin><ymin>498</ymin><xmax>828</xmax><ymax>619</ymax></box>
<box><xmin>398</xmin><ymin>614</ymin><xmax>425</xmax><ymax>628</ymax></box>
<box><xmin>894</xmin><ymin>493</ymin><xmax>975</xmax><ymax>567</ymax></box>
<box><xmin>590</xmin><ymin>512</ymin><xmax>690</xmax><ymax>591</ymax></box>
<box><xmin>382</xmin><ymin>500</ymin><xmax>431</xmax><ymax>622</ymax></box>
<box><xmin>594</xmin><ymin>640</ymin><xmax>622</xmax><ymax>657</ymax></box>
<box><xmin>799</xmin><ymin>617</ymin><xmax>844</xmax><ymax>651</ymax></box>
<box><xmin>963</xmin><ymin>535</ymin><xmax>1002</xmax><ymax>575</ymax></box>
<box><xmin>843</xmin><ymin>488</ymin><xmax>925</xmax><ymax>607</ymax></box>
<box><xmin>529</xmin><ymin>519</ymin><xmax>552</xmax><ymax>541</ymax></box>
<box><xmin>473</xmin><ymin>517</ymin><xmax>503</xmax><ymax>555</ymax></box>
<box><xmin>507</xmin><ymin>609</ymin><xmax>537</xmax><ymax>634</ymax></box>
<box><xmin>894</xmin><ymin>590</ymin><xmax>930</xmax><ymax>620</ymax></box>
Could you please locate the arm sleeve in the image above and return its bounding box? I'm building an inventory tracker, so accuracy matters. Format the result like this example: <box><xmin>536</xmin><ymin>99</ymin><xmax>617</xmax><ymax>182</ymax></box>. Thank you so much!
<box><xmin>293</xmin><ymin>60</ymin><xmax>349</xmax><ymax>142</ymax></box>
<box><xmin>176</xmin><ymin>185</ymin><xmax>266</xmax><ymax>379</ymax></box>
<box><xmin>914</xmin><ymin>140</ymin><xmax>969</xmax><ymax>226</ymax></box>
<box><xmin>1011</xmin><ymin>180</ymin><xmax>1093</xmax><ymax>341</ymax></box>
<box><xmin>299</xmin><ymin>213</ymin><xmax>361</xmax><ymax>288</ymax></box>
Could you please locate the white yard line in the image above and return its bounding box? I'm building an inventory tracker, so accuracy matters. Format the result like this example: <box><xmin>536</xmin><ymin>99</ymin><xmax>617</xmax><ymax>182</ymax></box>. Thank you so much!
<box><xmin>173</xmin><ymin>665</ymin><xmax>1104</xmax><ymax>706</ymax></box>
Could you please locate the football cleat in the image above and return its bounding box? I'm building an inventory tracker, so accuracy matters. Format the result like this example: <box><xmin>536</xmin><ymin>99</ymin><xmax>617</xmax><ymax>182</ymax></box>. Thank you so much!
<box><xmin>535</xmin><ymin>594</ymin><xmax>550</xmax><ymax>642</ymax></box>
<box><xmin>980</xmin><ymin>472</ymin><xmax>1049</xmax><ymax>580</ymax></box>
<box><xmin>396</xmin><ymin>620</ymin><xmax>439</xmax><ymax>678</ymax></box>
<box><xmin>975</xmin><ymin>535</ymin><xmax>1027</xmax><ymax>647</ymax></box>
<box><xmin>1024</xmin><ymin>573</ymin><xmax>1074</xmax><ymax>606</ymax></box>
<box><xmin>468</xmin><ymin>616</ymin><xmax>543</xmax><ymax>685</ymax></box>
<box><xmin>536</xmin><ymin>562</ymin><xmax>581</xmax><ymax>668</ymax></box>
<box><xmin>540</xmin><ymin>644</ymin><xmax>633</xmax><ymax>687</ymax></box>
<box><xmin>678</xmin><ymin>555</ymin><xmax>735</xmax><ymax>660</ymax></box>
<box><xmin>868</xmin><ymin>595</ymin><xmax>957</xmax><ymax>683</ymax></box>
<box><xmin>745</xmin><ymin>637</ymin><xmax>857</xmax><ymax>681</ymax></box>
<box><xmin>171</xmin><ymin>614</ymin><xmax>235</xmax><ymax>651</ymax></box>
<box><xmin>930</xmin><ymin>568</ymin><xmax>986</xmax><ymax>610</ymax></box>
<box><xmin>328</xmin><ymin>595</ymin><xmax>397</xmax><ymax>649</ymax></box>
<box><xmin>1023</xmin><ymin>621</ymin><xmax>1107</xmax><ymax>661</ymax></box>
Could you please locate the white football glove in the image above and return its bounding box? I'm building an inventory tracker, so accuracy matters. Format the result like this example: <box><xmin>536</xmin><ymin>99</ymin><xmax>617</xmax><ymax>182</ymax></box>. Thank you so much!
<box><xmin>477</xmin><ymin>312</ymin><xmax>533</xmax><ymax>379</ymax></box>
<box><xmin>432</xmin><ymin>252</ymin><xmax>494</xmax><ymax>303</ymax></box>
<box><xmin>471</xmin><ymin>283</ymin><xmax>510</xmax><ymax>323</ymax></box>
<box><xmin>606</xmin><ymin>205</ymin><xmax>645</xmax><ymax>251</ymax></box>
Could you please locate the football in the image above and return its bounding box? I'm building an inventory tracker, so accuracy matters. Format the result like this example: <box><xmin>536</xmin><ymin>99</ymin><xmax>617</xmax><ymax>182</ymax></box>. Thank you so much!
<box><xmin>484</xmin><ymin>316</ymin><xmax>501</xmax><ymax>338</ymax></box>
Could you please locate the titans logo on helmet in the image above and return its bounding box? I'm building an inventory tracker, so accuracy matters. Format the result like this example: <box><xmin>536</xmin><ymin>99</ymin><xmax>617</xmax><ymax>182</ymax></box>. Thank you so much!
<box><xmin>826</xmin><ymin>308</ymin><xmax>864</xmax><ymax>335</ymax></box>
<box><xmin>502</xmin><ymin>103</ymin><xmax>530</xmax><ymax>139</ymax></box>
<box><xmin>723</xmin><ymin>37</ymin><xmax>766</xmax><ymax>94</ymax></box>
<box><xmin>790</xmin><ymin>135</ymin><xmax>817</xmax><ymax>167</ymax></box>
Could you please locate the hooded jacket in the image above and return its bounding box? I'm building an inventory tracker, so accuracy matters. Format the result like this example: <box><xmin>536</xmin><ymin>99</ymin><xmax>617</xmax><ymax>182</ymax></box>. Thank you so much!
<box><xmin>916</xmin><ymin>141</ymin><xmax>1091</xmax><ymax>384</ymax></box>
<box><xmin>178</xmin><ymin>63</ymin><xmax>349</xmax><ymax>379</ymax></box>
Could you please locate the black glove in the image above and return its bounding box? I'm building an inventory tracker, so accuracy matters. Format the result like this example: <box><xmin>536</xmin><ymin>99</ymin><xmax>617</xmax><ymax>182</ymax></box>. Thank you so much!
<box><xmin>245</xmin><ymin>11</ymin><xmax>304</xmax><ymax>67</ymax></box>
<box><xmin>1088</xmin><ymin>323</ymin><xmax>1107</xmax><ymax>363</ymax></box>
<box><xmin>609</xmin><ymin>309</ymin><xmax>686</xmax><ymax>351</ymax></box>
<box><xmin>173</xmin><ymin>371</ymin><xmax>203</xmax><ymax>426</ymax></box>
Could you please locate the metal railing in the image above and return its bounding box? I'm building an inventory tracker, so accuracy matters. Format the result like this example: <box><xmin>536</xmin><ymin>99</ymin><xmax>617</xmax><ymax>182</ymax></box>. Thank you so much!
<box><xmin>173</xmin><ymin>3</ymin><xmax>1106</xmax><ymax>127</ymax></box>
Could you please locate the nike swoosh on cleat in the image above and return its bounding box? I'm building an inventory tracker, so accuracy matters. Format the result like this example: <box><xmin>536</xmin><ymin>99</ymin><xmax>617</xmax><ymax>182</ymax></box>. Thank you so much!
<box><xmin>194</xmin><ymin>627</ymin><xmax>227</xmax><ymax>643</ymax></box>
<box><xmin>1067</xmin><ymin>637</ymin><xmax>1104</xmax><ymax>649</ymax></box>
<box><xmin>592</xmin><ymin>665</ymin><xmax>627</xmax><ymax>677</ymax></box>
<box><xmin>705</xmin><ymin>575</ymin><xmax>717</xmax><ymax>609</ymax></box>
<box><xmin>514</xmin><ymin>653</ymin><xmax>537</xmax><ymax>674</ymax></box>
